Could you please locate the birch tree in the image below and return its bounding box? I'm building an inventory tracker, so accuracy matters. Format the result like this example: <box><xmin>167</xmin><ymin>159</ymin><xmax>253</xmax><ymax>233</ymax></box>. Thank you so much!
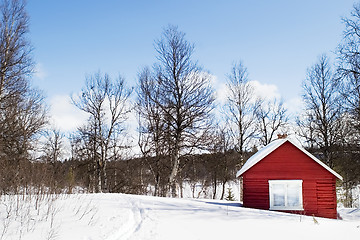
<box><xmin>0</xmin><ymin>0</ymin><xmax>47</xmax><ymax>192</ymax></box>
<box><xmin>136</xmin><ymin>67</ymin><xmax>168</xmax><ymax>196</ymax></box>
<box><xmin>137</xmin><ymin>25</ymin><xmax>215</xmax><ymax>197</ymax></box>
<box><xmin>256</xmin><ymin>98</ymin><xmax>288</xmax><ymax>146</ymax></box>
<box><xmin>225</xmin><ymin>61</ymin><xmax>259</xmax><ymax>165</ymax></box>
<box><xmin>72</xmin><ymin>72</ymin><xmax>132</xmax><ymax>192</ymax></box>
<box><xmin>337</xmin><ymin>2</ymin><xmax>360</xmax><ymax>140</ymax></box>
<box><xmin>297</xmin><ymin>54</ymin><xmax>342</xmax><ymax>168</ymax></box>
<box><xmin>336</xmin><ymin>2</ymin><xmax>360</xmax><ymax>204</ymax></box>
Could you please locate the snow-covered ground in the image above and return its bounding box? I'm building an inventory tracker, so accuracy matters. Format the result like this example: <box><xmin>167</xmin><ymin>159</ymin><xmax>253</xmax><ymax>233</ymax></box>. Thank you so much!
<box><xmin>0</xmin><ymin>193</ymin><xmax>359</xmax><ymax>240</ymax></box>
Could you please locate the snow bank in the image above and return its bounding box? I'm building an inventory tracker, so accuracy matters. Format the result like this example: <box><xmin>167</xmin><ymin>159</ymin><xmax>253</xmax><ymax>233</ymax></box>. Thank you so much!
<box><xmin>0</xmin><ymin>193</ymin><xmax>359</xmax><ymax>239</ymax></box>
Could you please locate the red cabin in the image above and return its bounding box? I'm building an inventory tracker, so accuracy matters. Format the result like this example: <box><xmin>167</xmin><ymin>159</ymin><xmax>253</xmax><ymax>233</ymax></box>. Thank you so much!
<box><xmin>236</xmin><ymin>138</ymin><xmax>342</xmax><ymax>219</ymax></box>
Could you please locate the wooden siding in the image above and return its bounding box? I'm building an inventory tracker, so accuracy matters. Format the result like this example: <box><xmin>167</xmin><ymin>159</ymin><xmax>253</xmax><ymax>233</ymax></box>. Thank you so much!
<box><xmin>242</xmin><ymin>142</ymin><xmax>338</xmax><ymax>219</ymax></box>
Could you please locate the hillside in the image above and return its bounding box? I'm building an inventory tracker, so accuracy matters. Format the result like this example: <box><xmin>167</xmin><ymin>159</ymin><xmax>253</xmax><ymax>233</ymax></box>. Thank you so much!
<box><xmin>0</xmin><ymin>193</ymin><xmax>359</xmax><ymax>240</ymax></box>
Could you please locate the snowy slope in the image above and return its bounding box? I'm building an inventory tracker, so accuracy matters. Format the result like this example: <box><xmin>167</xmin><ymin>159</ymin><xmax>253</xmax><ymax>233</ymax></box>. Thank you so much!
<box><xmin>0</xmin><ymin>193</ymin><xmax>359</xmax><ymax>240</ymax></box>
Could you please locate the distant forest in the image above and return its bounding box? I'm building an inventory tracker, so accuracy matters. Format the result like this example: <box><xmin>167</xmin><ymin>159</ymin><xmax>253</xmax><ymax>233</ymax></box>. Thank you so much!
<box><xmin>0</xmin><ymin>0</ymin><xmax>360</xmax><ymax>207</ymax></box>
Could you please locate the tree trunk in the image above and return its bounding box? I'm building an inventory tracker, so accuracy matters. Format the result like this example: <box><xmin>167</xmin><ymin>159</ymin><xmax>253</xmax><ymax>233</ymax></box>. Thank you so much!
<box><xmin>212</xmin><ymin>178</ymin><xmax>217</xmax><ymax>199</ymax></box>
<box><xmin>169</xmin><ymin>146</ymin><xmax>180</xmax><ymax>197</ymax></box>
<box><xmin>154</xmin><ymin>173</ymin><xmax>160</xmax><ymax>196</ymax></box>
<box><xmin>96</xmin><ymin>163</ymin><xmax>101</xmax><ymax>193</ymax></box>
<box><xmin>220</xmin><ymin>180</ymin><xmax>227</xmax><ymax>200</ymax></box>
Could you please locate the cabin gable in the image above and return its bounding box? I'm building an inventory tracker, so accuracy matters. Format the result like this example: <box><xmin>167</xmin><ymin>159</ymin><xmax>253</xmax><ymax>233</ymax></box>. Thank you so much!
<box><xmin>240</xmin><ymin>140</ymin><xmax>339</xmax><ymax>219</ymax></box>
<box><xmin>244</xmin><ymin>142</ymin><xmax>335</xmax><ymax>179</ymax></box>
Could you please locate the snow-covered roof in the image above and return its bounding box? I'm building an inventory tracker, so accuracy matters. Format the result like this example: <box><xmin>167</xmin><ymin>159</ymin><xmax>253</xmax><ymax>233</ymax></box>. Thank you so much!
<box><xmin>236</xmin><ymin>138</ymin><xmax>343</xmax><ymax>180</ymax></box>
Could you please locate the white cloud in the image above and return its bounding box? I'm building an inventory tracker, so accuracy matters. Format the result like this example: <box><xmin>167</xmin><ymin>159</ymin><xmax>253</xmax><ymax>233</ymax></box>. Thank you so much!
<box><xmin>249</xmin><ymin>80</ymin><xmax>281</xmax><ymax>101</ymax></box>
<box><xmin>213</xmin><ymin>79</ymin><xmax>305</xmax><ymax>123</ymax></box>
<box><xmin>49</xmin><ymin>95</ymin><xmax>88</xmax><ymax>132</ymax></box>
<box><xmin>34</xmin><ymin>63</ymin><xmax>47</xmax><ymax>80</ymax></box>
<box><xmin>210</xmin><ymin>74</ymin><xmax>228</xmax><ymax>105</ymax></box>
<box><xmin>214</xmin><ymin>82</ymin><xmax>229</xmax><ymax>105</ymax></box>
<box><xmin>284</xmin><ymin>97</ymin><xmax>304</xmax><ymax>117</ymax></box>
<box><xmin>213</xmin><ymin>79</ymin><xmax>281</xmax><ymax>106</ymax></box>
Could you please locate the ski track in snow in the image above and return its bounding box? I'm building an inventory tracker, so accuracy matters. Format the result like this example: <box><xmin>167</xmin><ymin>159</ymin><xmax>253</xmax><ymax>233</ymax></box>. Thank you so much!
<box><xmin>105</xmin><ymin>195</ymin><xmax>155</xmax><ymax>240</ymax></box>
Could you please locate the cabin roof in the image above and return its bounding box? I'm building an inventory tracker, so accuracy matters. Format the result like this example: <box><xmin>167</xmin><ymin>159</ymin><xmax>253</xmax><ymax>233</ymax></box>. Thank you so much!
<box><xmin>236</xmin><ymin>138</ymin><xmax>343</xmax><ymax>180</ymax></box>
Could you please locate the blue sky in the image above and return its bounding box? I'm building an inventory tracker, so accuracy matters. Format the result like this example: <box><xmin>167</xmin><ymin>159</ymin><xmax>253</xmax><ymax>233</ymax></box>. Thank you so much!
<box><xmin>27</xmin><ymin>0</ymin><xmax>356</xmax><ymax>131</ymax></box>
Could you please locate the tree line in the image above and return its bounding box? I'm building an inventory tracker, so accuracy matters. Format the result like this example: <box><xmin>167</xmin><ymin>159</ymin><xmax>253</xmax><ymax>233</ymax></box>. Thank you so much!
<box><xmin>1</xmin><ymin>0</ymin><xmax>360</xmax><ymax>206</ymax></box>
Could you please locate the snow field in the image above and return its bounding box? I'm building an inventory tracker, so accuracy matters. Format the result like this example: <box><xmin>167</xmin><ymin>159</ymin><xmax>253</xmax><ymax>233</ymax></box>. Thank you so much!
<box><xmin>0</xmin><ymin>193</ymin><xmax>359</xmax><ymax>239</ymax></box>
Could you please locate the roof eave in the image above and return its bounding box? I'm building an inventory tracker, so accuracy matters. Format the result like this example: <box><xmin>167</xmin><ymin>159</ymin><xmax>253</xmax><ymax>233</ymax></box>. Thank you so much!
<box><xmin>236</xmin><ymin>139</ymin><xmax>343</xmax><ymax>181</ymax></box>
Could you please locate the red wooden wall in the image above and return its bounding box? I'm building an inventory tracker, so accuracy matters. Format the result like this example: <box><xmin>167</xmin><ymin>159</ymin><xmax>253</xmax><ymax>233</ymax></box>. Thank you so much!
<box><xmin>242</xmin><ymin>142</ymin><xmax>338</xmax><ymax>219</ymax></box>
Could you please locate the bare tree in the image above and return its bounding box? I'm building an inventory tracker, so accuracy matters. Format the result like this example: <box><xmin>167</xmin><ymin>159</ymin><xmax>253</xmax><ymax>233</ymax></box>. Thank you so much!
<box><xmin>297</xmin><ymin>54</ymin><xmax>342</xmax><ymax>168</ymax></box>
<box><xmin>337</xmin><ymin>2</ymin><xmax>360</xmax><ymax>140</ymax></box>
<box><xmin>72</xmin><ymin>72</ymin><xmax>132</xmax><ymax>193</ymax></box>
<box><xmin>336</xmin><ymin>3</ymin><xmax>360</xmax><ymax>205</ymax></box>
<box><xmin>337</xmin><ymin>3</ymin><xmax>360</xmax><ymax>76</ymax></box>
<box><xmin>256</xmin><ymin>98</ymin><xmax>288</xmax><ymax>146</ymax></box>
<box><xmin>42</xmin><ymin>128</ymin><xmax>64</xmax><ymax>163</ymax></box>
<box><xmin>224</xmin><ymin>61</ymin><xmax>259</xmax><ymax>165</ymax></box>
<box><xmin>137</xmin><ymin>25</ymin><xmax>215</xmax><ymax>197</ymax></box>
<box><xmin>0</xmin><ymin>0</ymin><xmax>33</xmax><ymax>100</ymax></box>
<box><xmin>208</xmin><ymin>125</ymin><xmax>235</xmax><ymax>200</ymax></box>
<box><xmin>136</xmin><ymin>67</ymin><xmax>169</xmax><ymax>196</ymax></box>
<box><xmin>37</xmin><ymin>128</ymin><xmax>65</xmax><ymax>191</ymax></box>
<box><xmin>0</xmin><ymin>0</ymin><xmax>47</xmax><ymax>193</ymax></box>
